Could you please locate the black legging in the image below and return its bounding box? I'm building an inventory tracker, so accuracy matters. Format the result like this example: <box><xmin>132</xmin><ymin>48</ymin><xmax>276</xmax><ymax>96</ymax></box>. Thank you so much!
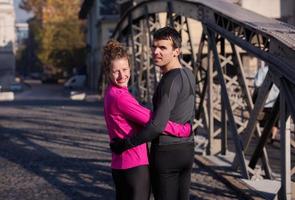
<box><xmin>112</xmin><ymin>165</ymin><xmax>150</xmax><ymax>200</ymax></box>
<box><xmin>150</xmin><ymin>143</ymin><xmax>194</xmax><ymax>200</ymax></box>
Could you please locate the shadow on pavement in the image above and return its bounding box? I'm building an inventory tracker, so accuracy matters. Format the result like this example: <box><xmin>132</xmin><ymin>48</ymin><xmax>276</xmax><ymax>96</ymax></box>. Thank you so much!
<box><xmin>0</xmin><ymin>100</ymin><xmax>115</xmax><ymax>200</ymax></box>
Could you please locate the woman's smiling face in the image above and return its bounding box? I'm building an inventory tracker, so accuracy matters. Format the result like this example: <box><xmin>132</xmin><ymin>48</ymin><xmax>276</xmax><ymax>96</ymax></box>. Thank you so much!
<box><xmin>109</xmin><ymin>57</ymin><xmax>130</xmax><ymax>87</ymax></box>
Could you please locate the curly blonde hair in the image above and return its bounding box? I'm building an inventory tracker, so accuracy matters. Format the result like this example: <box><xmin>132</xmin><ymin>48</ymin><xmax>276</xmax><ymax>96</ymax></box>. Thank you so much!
<box><xmin>103</xmin><ymin>39</ymin><xmax>130</xmax><ymax>74</ymax></box>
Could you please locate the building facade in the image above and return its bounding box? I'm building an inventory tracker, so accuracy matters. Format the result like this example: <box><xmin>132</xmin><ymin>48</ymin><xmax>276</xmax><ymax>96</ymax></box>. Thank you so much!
<box><xmin>15</xmin><ymin>22</ymin><xmax>29</xmax><ymax>49</ymax></box>
<box><xmin>0</xmin><ymin>0</ymin><xmax>16</xmax><ymax>89</ymax></box>
<box><xmin>79</xmin><ymin>0</ymin><xmax>119</xmax><ymax>91</ymax></box>
<box><xmin>240</xmin><ymin>0</ymin><xmax>295</xmax><ymax>25</ymax></box>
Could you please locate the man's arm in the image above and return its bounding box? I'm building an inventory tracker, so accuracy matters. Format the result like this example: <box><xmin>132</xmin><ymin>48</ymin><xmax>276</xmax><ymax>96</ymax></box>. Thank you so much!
<box><xmin>129</xmin><ymin>92</ymin><xmax>176</xmax><ymax>144</ymax></box>
<box><xmin>116</xmin><ymin>93</ymin><xmax>190</xmax><ymax>137</ymax></box>
<box><xmin>111</xmin><ymin>76</ymin><xmax>181</xmax><ymax>153</ymax></box>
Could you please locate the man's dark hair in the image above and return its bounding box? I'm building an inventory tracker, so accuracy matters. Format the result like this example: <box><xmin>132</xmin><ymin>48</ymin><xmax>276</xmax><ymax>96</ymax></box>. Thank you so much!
<box><xmin>153</xmin><ymin>27</ymin><xmax>181</xmax><ymax>49</ymax></box>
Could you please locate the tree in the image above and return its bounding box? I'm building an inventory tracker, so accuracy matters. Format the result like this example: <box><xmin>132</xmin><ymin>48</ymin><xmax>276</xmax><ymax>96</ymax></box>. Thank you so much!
<box><xmin>20</xmin><ymin>0</ymin><xmax>86</xmax><ymax>77</ymax></box>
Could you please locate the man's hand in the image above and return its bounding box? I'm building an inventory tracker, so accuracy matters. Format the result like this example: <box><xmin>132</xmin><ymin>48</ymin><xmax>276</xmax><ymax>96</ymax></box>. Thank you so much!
<box><xmin>110</xmin><ymin>138</ymin><xmax>134</xmax><ymax>154</ymax></box>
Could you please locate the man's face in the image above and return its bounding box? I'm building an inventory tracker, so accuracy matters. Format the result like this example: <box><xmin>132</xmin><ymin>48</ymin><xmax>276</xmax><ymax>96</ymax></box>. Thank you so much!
<box><xmin>151</xmin><ymin>39</ymin><xmax>180</xmax><ymax>70</ymax></box>
<box><xmin>109</xmin><ymin>58</ymin><xmax>130</xmax><ymax>87</ymax></box>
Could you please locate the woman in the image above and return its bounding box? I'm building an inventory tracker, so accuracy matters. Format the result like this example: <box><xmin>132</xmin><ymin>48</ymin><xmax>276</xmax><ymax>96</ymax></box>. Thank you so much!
<box><xmin>103</xmin><ymin>39</ymin><xmax>191</xmax><ymax>200</ymax></box>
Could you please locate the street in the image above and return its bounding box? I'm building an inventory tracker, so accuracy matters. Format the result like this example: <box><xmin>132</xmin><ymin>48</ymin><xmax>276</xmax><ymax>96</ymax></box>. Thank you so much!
<box><xmin>0</xmin><ymin>81</ymin><xmax>244</xmax><ymax>199</ymax></box>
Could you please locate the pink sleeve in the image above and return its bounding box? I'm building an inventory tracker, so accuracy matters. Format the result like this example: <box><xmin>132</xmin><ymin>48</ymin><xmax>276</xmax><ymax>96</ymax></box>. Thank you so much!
<box><xmin>117</xmin><ymin>93</ymin><xmax>191</xmax><ymax>137</ymax></box>
<box><xmin>164</xmin><ymin>121</ymin><xmax>191</xmax><ymax>137</ymax></box>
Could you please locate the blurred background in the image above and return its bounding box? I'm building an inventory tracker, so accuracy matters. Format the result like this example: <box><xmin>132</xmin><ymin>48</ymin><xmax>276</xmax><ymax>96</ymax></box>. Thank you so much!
<box><xmin>1</xmin><ymin>0</ymin><xmax>88</xmax><ymax>95</ymax></box>
<box><xmin>0</xmin><ymin>0</ymin><xmax>294</xmax><ymax>94</ymax></box>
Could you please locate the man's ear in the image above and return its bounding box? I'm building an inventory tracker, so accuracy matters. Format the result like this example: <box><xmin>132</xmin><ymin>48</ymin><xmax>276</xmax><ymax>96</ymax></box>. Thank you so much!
<box><xmin>174</xmin><ymin>48</ymin><xmax>180</xmax><ymax>57</ymax></box>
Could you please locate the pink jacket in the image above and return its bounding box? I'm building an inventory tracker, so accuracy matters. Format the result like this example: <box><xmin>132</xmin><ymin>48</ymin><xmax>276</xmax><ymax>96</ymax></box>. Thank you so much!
<box><xmin>104</xmin><ymin>84</ymin><xmax>191</xmax><ymax>169</ymax></box>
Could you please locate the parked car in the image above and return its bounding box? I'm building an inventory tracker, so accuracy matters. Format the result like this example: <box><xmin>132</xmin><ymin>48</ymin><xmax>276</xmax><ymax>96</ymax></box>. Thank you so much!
<box><xmin>41</xmin><ymin>73</ymin><xmax>59</xmax><ymax>83</ymax></box>
<box><xmin>30</xmin><ymin>72</ymin><xmax>42</xmax><ymax>80</ymax></box>
<box><xmin>9</xmin><ymin>83</ymin><xmax>23</xmax><ymax>92</ymax></box>
<box><xmin>64</xmin><ymin>75</ymin><xmax>86</xmax><ymax>90</ymax></box>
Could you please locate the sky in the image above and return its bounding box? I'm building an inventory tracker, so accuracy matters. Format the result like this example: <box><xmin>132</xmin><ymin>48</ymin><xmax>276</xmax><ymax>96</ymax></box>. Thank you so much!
<box><xmin>13</xmin><ymin>0</ymin><xmax>33</xmax><ymax>23</ymax></box>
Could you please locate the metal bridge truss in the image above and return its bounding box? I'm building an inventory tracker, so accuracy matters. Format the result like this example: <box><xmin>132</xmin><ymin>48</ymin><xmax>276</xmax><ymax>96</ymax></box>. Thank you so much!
<box><xmin>104</xmin><ymin>0</ymin><xmax>295</xmax><ymax>198</ymax></box>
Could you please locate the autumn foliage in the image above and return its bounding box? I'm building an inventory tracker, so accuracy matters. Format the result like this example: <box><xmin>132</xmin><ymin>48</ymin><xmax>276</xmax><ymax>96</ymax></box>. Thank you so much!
<box><xmin>20</xmin><ymin>0</ymin><xmax>86</xmax><ymax>77</ymax></box>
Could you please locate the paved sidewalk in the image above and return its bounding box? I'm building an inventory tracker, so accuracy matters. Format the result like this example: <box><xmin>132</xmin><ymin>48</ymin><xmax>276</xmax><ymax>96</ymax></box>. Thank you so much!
<box><xmin>0</xmin><ymin>99</ymin><xmax>246</xmax><ymax>199</ymax></box>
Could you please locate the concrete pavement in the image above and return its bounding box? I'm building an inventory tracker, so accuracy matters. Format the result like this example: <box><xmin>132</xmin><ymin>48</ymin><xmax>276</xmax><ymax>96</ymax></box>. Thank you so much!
<box><xmin>0</xmin><ymin>81</ymin><xmax>251</xmax><ymax>199</ymax></box>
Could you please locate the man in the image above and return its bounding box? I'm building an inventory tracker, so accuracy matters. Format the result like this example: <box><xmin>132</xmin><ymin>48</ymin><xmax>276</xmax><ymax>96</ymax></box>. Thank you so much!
<box><xmin>111</xmin><ymin>27</ymin><xmax>196</xmax><ymax>200</ymax></box>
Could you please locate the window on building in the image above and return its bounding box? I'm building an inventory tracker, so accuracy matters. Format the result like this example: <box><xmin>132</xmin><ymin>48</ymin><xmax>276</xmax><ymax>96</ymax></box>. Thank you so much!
<box><xmin>100</xmin><ymin>0</ymin><xmax>119</xmax><ymax>15</ymax></box>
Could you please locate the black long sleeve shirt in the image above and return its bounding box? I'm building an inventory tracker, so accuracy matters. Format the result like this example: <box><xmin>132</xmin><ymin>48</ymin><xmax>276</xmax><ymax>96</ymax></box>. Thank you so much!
<box><xmin>130</xmin><ymin>67</ymin><xmax>196</xmax><ymax>146</ymax></box>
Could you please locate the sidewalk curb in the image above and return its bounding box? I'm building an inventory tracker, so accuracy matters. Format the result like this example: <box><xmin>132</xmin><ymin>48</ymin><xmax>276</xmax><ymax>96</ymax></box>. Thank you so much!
<box><xmin>0</xmin><ymin>92</ymin><xmax>14</xmax><ymax>101</ymax></box>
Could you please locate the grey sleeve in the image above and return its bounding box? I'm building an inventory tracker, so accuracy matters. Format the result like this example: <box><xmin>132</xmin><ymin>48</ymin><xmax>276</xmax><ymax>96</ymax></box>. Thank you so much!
<box><xmin>129</xmin><ymin>77</ymin><xmax>181</xmax><ymax>146</ymax></box>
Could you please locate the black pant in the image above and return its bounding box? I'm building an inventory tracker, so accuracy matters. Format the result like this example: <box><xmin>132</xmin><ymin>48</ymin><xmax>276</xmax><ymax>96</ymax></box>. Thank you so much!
<box><xmin>112</xmin><ymin>165</ymin><xmax>150</xmax><ymax>200</ymax></box>
<box><xmin>150</xmin><ymin>143</ymin><xmax>194</xmax><ymax>200</ymax></box>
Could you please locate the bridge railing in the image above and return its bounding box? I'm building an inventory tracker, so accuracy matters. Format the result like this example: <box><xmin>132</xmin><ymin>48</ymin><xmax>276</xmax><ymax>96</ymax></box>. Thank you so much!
<box><xmin>103</xmin><ymin>0</ymin><xmax>295</xmax><ymax>198</ymax></box>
